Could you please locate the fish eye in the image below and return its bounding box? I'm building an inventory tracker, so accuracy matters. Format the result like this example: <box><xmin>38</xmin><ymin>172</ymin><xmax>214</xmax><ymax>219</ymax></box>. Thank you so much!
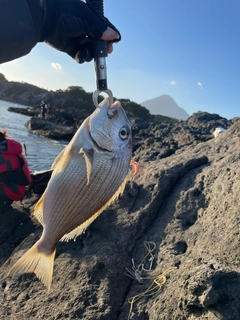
<box><xmin>119</xmin><ymin>126</ymin><xmax>129</xmax><ymax>140</ymax></box>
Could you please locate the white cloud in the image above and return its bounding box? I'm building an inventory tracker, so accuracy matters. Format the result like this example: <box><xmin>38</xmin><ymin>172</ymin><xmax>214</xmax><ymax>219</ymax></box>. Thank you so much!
<box><xmin>169</xmin><ymin>80</ymin><xmax>176</xmax><ymax>86</ymax></box>
<box><xmin>51</xmin><ymin>62</ymin><xmax>62</xmax><ymax>70</ymax></box>
<box><xmin>198</xmin><ymin>82</ymin><xmax>203</xmax><ymax>89</ymax></box>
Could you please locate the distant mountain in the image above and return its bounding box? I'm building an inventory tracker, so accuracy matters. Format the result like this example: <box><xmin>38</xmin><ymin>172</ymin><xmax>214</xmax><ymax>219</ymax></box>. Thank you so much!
<box><xmin>141</xmin><ymin>94</ymin><xmax>190</xmax><ymax>120</ymax></box>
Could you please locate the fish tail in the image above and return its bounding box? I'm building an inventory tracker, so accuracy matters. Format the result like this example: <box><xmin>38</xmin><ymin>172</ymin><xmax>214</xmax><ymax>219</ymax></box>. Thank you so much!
<box><xmin>9</xmin><ymin>241</ymin><xmax>56</xmax><ymax>291</ymax></box>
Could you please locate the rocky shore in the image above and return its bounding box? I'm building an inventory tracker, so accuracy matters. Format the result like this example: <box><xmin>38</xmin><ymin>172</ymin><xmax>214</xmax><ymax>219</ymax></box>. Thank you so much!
<box><xmin>1</xmin><ymin>74</ymin><xmax>177</xmax><ymax>141</ymax></box>
<box><xmin>1</xmin><ymin>75</ymin><xmax>240</xmax><ymax>319</ymax></box>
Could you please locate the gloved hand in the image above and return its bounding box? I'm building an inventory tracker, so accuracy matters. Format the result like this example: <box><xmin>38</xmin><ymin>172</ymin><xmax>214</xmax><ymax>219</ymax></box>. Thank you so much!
<box><xmin>40</xmin><ymin>0</ymin><xmax>121</xmax><ymax>63</ymax></box>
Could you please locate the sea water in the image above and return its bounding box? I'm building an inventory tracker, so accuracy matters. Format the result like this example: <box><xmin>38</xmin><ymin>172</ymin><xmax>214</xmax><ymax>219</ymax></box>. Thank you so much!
<box><xmin>0</xmin><ymin>99</ymin><xmax>66</xmax><ymax>172</ymax></box>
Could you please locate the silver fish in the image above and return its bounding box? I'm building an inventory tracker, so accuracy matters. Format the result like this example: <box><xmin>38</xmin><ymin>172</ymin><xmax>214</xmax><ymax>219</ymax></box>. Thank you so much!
<box><xmin>9</xmin><ymin>98</ymin><xmax>132</xmax><ymax>289</ymax></box>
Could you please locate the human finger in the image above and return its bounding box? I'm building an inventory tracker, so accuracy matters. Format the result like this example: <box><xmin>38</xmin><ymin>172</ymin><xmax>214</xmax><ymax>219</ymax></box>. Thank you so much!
<box><xmin>101</xmin><ymin>27</ymin><xmax>119</xmax><ymax>41</ymax></box>
<box><xmin>107</xmin><ymin>42</ymin><xmax>113</xmax><ymax>54</ymax></box>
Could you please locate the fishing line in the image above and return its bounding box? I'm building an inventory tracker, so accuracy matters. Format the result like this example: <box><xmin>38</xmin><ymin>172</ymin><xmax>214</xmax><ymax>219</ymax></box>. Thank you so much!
<box><xmin>125</xmin><ymin>241</ymin><xmax>177</xmax><ymax>320</ymax></box>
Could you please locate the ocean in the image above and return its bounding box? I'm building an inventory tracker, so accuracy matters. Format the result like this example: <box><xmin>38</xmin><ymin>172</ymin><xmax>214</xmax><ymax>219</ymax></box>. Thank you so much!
<box><xmin>0</xmin><ymin>99</ymin><xmax>66</xmax><ymax>172</ymax></box>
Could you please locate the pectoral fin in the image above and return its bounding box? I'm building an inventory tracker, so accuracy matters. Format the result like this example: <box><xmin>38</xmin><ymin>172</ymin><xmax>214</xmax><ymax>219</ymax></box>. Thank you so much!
<box><xmin>80</xmin><ymin>147</ymin><xmax>94</xmax><ymax>185</ymax></box>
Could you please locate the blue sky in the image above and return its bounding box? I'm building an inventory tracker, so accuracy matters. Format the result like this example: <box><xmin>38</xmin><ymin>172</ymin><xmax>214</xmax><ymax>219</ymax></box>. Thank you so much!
<box><xmin>0</xmin><ymin>0</ymin><xmax>239</xmax><ymax>119</ymax></box>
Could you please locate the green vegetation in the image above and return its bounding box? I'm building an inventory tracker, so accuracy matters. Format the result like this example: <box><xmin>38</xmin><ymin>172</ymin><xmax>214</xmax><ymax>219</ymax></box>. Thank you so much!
<box><xmin>119</xmin><ymin>98</ymin><xmax>151</xmax><ymax>119</ymax></box>
<box><xmin>56</xmin><ymin>86</ymin><xmax>92</xmax><ymax>103</ymax></box>
<box><xmin>118</xmin><ymin>98</ymin><xmax>178</xmax><ymax>124</ymax></box>
<box><xmin>150</xmin><ymin>114</ymin><xmax>178</xmax><ymax>124</ymax></box>
<box><xmin>0</xmin><ymin>73</ymin><xmax>6</xmax><ymax>81</ymax></box>
<box><xmin>55</xmin><ymin>87</ymin><xmax>177</xmax><ymax>123</ymax></box>
<box><xmin>0</xmin><ymin>72</ymin><xmax>178</xmax><ymax>124</ymax></box>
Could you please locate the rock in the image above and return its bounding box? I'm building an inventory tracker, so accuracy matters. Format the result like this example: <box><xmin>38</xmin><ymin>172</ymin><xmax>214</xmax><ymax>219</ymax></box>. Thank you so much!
<box><xmin>26</xmin><ymin>118</ymin><xmax>76</xmax><ymax>140</ymax></box>
<box><xmin>0</xmin><ymin>190</ymin><xmax>40</xmax><ymax>267</ymax></box>
<box><xmin>7</xmin><ymin>106</ymin><xmax>39</xmax><ymax>117</ymax></box>
<box><xmin>1</xmin><ymin>103</ymin><xmax>240</xmax><ymax>319</ymax></box>
<box><xmin>0</xmin><ymin>79</ymin><xmax>48</xmax><ymax>105</ymax></box>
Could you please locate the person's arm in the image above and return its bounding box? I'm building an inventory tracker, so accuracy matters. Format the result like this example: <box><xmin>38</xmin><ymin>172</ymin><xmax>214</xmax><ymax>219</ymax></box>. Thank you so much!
<box><xmin>0</xmin><ymin>167</ymin><xmax>30</xmax><ymax>185</ymax></box>
<box><xmin>0</xmin><ymin>0</ymin><xmax>43</xmax><ymax>64</ymax></box>
<box><xmin>0</xmin><ymin>0</ymin><xmax>120</xmax><ymax>64</ymax></box>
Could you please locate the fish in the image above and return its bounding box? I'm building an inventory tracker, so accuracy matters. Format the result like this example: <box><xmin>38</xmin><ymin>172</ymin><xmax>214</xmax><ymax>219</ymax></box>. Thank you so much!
<box><xmin>9</xmin><ymin>98</ymin><xmax>132</xmax><ymax>290</ymax></box>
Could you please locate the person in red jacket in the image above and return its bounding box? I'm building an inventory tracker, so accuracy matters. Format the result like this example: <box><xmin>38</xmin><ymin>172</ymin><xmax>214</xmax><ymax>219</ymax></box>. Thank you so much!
<box><xmin>0</xmin><ymin>130</ymin><xmax>31</xmax><ymax>211</ymax></box>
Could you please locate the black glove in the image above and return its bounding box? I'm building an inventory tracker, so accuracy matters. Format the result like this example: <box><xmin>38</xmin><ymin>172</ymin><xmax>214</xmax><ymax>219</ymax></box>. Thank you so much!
<box><xmin>40</xmin><ymin>0</ymin><xmax>121</xmax><ymax>63</ymax></box>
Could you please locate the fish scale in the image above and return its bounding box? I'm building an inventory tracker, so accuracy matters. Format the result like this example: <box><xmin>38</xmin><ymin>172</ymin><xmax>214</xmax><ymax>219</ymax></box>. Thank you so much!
<box><xmin>45</xmin><ymin>156</ymin><xmax>126</xmax><ymax>242</ymax></box>
<box><xmin>9</xmin><ymin>98</ymin><xmax>132</xmax><ymax>290</ymax></box>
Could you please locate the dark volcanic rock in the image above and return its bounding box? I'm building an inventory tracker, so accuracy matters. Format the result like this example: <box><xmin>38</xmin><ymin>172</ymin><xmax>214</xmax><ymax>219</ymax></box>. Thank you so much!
<box><xmin>1</xmin><ymin>112</ymin><xmax>240</xmax><ymax>320</ymax></box>
<box><xmin>8</xmin><ymin>106</ymin><xmax>39</xmax><ymax>117</ymax></box>
<box><xmin>132</xmin><ymin>111</ymin><xmax>234</xmax><ymax>163</ymax></box>
<box><xmin>26</xmin><ymin>118</ymin><xmax>76</xmax><ymax>140</ymax></box>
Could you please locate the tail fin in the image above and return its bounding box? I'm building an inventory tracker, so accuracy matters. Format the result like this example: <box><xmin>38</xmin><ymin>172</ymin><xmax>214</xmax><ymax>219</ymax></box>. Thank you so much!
<box><xmin>9</xmin><ymin>242</ymin><xmax>56</xmax><ymax>290</ymax></box>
